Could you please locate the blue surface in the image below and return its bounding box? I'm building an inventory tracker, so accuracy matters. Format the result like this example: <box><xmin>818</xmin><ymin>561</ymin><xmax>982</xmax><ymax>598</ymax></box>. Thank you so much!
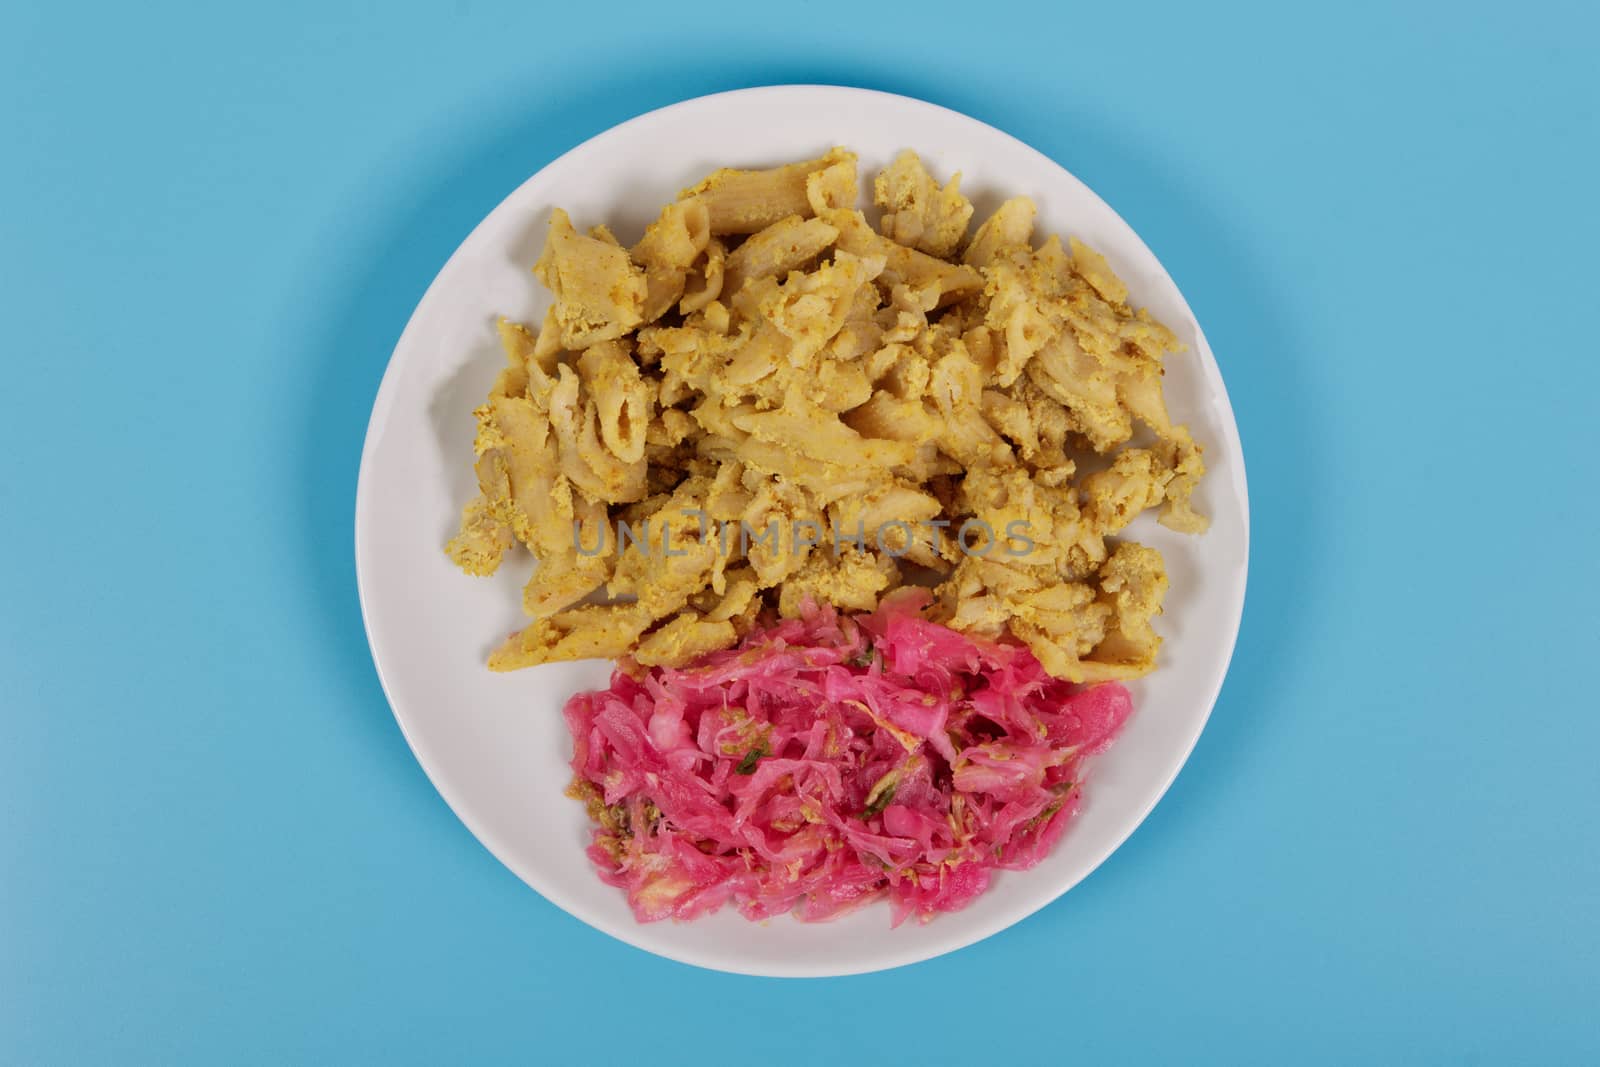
<box><xmin>4</xmin><ymin>0</ymin><xmax>1597</xmax><ymax>1061</ymax></box>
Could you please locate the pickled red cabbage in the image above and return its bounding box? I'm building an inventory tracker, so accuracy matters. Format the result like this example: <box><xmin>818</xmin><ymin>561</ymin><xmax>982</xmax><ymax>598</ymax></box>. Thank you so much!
<box><xmin>563</xmin><ymin>591</ymin><xmax>1132</xmax><ymax>925</ymax></box>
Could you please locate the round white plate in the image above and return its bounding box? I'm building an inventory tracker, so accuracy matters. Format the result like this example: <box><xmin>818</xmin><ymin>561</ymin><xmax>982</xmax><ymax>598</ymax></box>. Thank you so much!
<box><xmin>356</xmin><ymin>85</ymin><xmax>1249</xmax><ymax>977</ymax></box>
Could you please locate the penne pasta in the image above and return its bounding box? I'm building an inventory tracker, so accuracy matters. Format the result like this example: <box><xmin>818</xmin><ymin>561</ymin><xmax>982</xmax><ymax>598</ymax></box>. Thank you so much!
<box><xmin>680</xmin><ymin>148</ymin><xmax>856</xmax><ymax>235</ymax></box>
<box><xmin>450</xmin><ymin>148</ymin><xmax>1206</xmax><ymax>679</ymax></box>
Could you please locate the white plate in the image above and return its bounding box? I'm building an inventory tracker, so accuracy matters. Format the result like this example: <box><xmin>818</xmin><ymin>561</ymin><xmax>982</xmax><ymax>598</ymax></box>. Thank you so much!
<box><xmin>355</xmin><ymin>85</ymin><xmax>1249</xmax><ymax>977</ymax></box>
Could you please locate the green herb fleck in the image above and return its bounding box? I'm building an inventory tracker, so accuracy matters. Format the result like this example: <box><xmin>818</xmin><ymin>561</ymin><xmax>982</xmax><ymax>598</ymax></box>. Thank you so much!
<box><xmin>857</xmin><ymin>764</ymin><xmax>908</xmax><ymax>825</ymax></box>
<box><xmin>1029</xmin><ymin>798</ymin><xmax>1066</xmax><ymax>830</ymax></box>
<box><xmin>734</xmin><ymin>746</ymin><xmax>767</xmax><ymax>774</ymax></box>
<box><xmin>861</xmin><ymin>784</ymin><xmax>897</xmax><ymax>818</ymax></box>
<box><xmin>860</xmin><ymin>766</ymin><xmax>906</xmax><ymax>819</ymax></box>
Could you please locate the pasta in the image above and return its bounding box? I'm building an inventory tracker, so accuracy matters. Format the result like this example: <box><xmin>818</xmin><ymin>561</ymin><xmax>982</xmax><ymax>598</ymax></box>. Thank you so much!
<box><xmin>447</xmin><ymin>148</ymin><xmax>1208</xmax><ymax>680</ymax></box>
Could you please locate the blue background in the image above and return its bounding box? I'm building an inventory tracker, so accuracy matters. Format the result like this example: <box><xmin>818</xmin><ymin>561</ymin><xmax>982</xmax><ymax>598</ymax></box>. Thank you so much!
<box><xmin>4</xmin><ymin>0</ymin><xmax>1597</xmax><ymax>1061</ymax></box>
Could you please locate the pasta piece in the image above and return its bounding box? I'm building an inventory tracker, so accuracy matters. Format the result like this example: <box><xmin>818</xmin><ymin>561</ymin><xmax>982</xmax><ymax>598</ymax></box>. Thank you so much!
<box><xmin>735</xmin><ymin>478</ymin><xmax>820</xmax><ymax>587</ymax></box>
<box><xmin>1154</xmin><ymin>431</ymin><xmax>1209</xmax><ymax>533</ymax></box>
<box><xmin>776</xmin><ymin>548</ymin><xmax>898</xmax><ymax>617</ymax></box>
<box><xmin>926</xmin><ymin>347</ymin><xmax>1014</xmax><ymax>468</ymax></box>
<box><xmin>843</xmin><ymin>391</ymin><xmax>941</xmax><ymax>444</ymax></box>
<box><xmin>632</xmin><ymin>199</ymin><xmax>712</xmax><ymax>323</ymax></box>
<box><xmin>489</xmin><ymin>603</ymin><xmax>654</xmax><ymax>671</ymax></box>
<box><xmin>807</xmin><ymin>358</ymin><xmax>872</xmax><ymax>412</ymax></box>
<box><xmin>681</xmin><ymin>148</ymin><xmax>856</xmax><ymax>235</ymax></box>
<box><xmin>805</xmin><ymin>153</ymin><xmax>859</xmax><ymax>213</ymax></box>
<box><xmin>823</xmin><ymin>208</ymin><xmax>983</xmax><ymax>305</ymax></box>
<box><xmin>980</xmin><ymin>257</ymin><xmax>1055</xmax><ymax>386</ymax></box>
<box><xmin>874</xmin><ymin>280</ymin><xmax>941</xmax><ymax>346</ymax></box>
<box><xmin>1024</xmin><ymin>330</ymin><xmax>1132</xmax><ymax>452</ymax></box>
<box><xmin>632</xmin><ymin>612</ymin><xmax>738</xmax><ymax>667</ymax></box>
<box><xmin>531</xmin><ymin>306</ymin><xmax>566</xmax><ymax>367</ymax></box>
<box><xmin>721</xmin><ymin>215</ymin><xmax>839</xmax><ymax>297</ymax></box>
<box><xmin>822</xmin><ymin>277</ymin><xmax>884</xmax><ymax>361</ymax></box>
<box><xmin>1008</xmin><ymin>582</ymin><xmax>1113</xmax><ymax>682</ymax></box>
<box><xmin>473</xmin><ymin>392</ymin><xmax>559</xmax><ymax>552</ymax></box>
<box><xmin>522</xmin><ymin>514</ymin><xmax>612</xmax><ymax>618</ymax></box>
<box><xmin>978</xmin><ymin>383</ymin><xmax>1075</xmax><ymax>487</ymax></box>
<box><xmin>445</xmin><ymin>496</ymin><xmax>515</xmax><ymax>576</ymax></box>
<box><xmin>827</xmin><ymin>481</ymin><xmax>941</xmax><ymax>535</ymax></box>
<box><xmin>1068</xmin><ymin>236</ymin><xmax>1128</xmax><ymax>305</ymax></box>
<box><xmin>547</xmin><ymin>364</ymin><xmax>648</xmax><ymax>503</ymax></box>
<box><xmin>731</xmin><ymin>394</ymin><xmax>919</xmax><ymax>469</ymax></box>
<box><xmin>679</xmin><ymin>238</ymin><xmax>727</xmax><ymax>315</ymax></box>
<box><xmin>963</xmin><ymin>196</ymin><xmax>1036</xmax><ymax>267</ymax></box>
<box><xmin>1116</xmin><ymin>360</ymin><xmax>1174</xmax><ymax>438</ymax></box>
<box><xmin>717</xmin><ymin>321</ymin><xmax>791</xmax><ymax>391</ymax></box>
<box><xmin>605</xmin><ymin>482</ymin><xmax>721</xmax><ymax>618</ymax></box>
<box><xmin>953</xmin><ymin>466</ymin><xmax>1098</xmax><ymax>581</ymax></box>
<box><xmin>576</xmin><ymin>340</ymin><xmax>653</xmax><ymax>464</ymax></box>
<box><xmin>534</xmin><ymin>208</ymin><xmax>647</xmax><ymax>348</ymax></box>
<box><xmin>826</xmin><ymin>481</ymin><xmax>943</xmax><ymax>567</ymax></box>
<box><xmin>495</xmin><ymin>317</ymin><xmax>560</xmax><ymax>377</ymax></box>
<box><xmin>873</xmin><ymin>150</ymin><xmax>974</xmax><ymax>258</ymax></box>
<box><xmin>756</xmin><ymin>250</ymin><xmax>884</xmax><ymax>363</ymax></box>
<box><xmin>704</xmin><ymin>567</ymin><xmax>761</xmax><ymax>621</ymax></box>
<box><xmin>1077</xmin><ymin>542</ymin><xmax>1168</xmax><ymax>681</ymax></box>
<box><xmin>1079</xmin><ymin>450</ymin><xmax>1170</xmax><ymax>535</ymax></box>
<box><xmin>979</xmin><ymin>388</ymin><xmax>1040</xmax><ymax>460</ymax></box>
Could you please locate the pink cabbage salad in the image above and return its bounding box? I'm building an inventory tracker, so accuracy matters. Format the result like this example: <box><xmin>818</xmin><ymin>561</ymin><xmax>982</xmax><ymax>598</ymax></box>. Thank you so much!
<box><xmin>563</xmin><ymin>591</ymin><xmax>1134</xmax><ymax>925</ymax></box>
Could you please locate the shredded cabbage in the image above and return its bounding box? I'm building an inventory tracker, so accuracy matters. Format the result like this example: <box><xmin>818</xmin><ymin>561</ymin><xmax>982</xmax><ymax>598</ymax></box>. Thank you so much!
<box><xmin>564</xmin><ymin>590</ymin><xmax>1133</xmax><ymax>925</ymax></box>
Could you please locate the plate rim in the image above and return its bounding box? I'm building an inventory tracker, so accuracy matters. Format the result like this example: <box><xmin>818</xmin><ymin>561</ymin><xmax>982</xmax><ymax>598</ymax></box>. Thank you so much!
<box><xmin>354</xmin><ymin>83</ymin><xmax>1251</xmax><ymax>977</ymax></box>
